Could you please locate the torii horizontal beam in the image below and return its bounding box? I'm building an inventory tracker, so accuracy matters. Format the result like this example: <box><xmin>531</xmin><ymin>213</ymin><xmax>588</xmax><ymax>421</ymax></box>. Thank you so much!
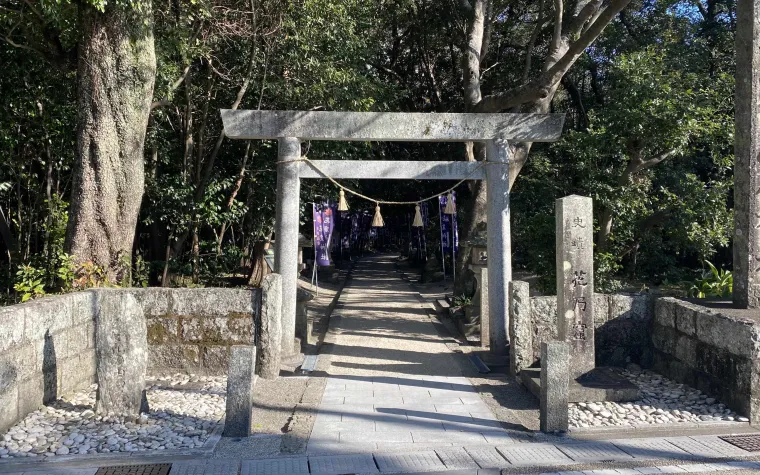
<box><xmin>221</xmin><ymin>110</ymin><xmax>565</xmax><ymax>142</ymax></box>
<box><xmin>299</xmin><ymin>160</ymin><xmax>486</xmax><ymax>180</ymax></box>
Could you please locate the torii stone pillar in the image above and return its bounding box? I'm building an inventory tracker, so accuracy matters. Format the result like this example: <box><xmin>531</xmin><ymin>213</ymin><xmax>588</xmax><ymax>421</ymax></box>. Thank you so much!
<box><xmin>486</xmin><ymin>137</ymin><xmax>511</xmax><ymax>354</ymax></box>
<box><xmin>734</xmin><ymin>0</ymin><xmax>760</xmax><ymax>308</ymax></box>
<box><xmin>275</xmin><ymin>137</ymin><xmax>301</xmax><ymax>353</ymax></box>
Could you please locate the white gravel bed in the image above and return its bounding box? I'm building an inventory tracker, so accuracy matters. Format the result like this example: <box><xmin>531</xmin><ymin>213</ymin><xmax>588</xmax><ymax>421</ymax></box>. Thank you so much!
<box><xmin>569</xmin><ymin>369</ymin><xmax>749</xmax><ymax>428</ymax></box>
<box><xmin>0</xmin><ymin>374</ymin><xmax>226</xmax><ymax>458</ymax></box>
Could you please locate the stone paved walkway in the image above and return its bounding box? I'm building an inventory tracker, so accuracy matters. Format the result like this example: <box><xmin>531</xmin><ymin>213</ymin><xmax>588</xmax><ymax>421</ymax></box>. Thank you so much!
<box><xmin>309</xmin><ymin>254</ymin><xmax>512</xmax><ymax>454</ymax></box>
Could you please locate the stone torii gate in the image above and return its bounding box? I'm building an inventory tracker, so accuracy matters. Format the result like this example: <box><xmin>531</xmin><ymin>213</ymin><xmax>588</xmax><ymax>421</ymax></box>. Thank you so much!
<box><xmin>221</xmin><ymin>110</ymin><xmax>565</xmax><ymax>355</ymax></box>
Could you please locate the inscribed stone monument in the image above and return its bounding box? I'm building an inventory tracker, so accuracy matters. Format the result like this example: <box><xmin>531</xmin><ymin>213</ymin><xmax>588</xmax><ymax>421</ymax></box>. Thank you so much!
<box><xmin>556</xmin><ymin>195</ymin><xmax>594</xmax><ymax>379</ymax></box>
<box><xmin>734</xmin><ymin>0</ymin><xmax>760</xmax><ymax>308</ymax></box>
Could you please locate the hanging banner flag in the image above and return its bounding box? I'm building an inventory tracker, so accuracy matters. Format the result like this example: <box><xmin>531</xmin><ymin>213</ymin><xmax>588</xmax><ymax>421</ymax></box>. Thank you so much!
<box><xmin>439</xmin><ymin>193</ymin><xmax>459</xmax><ymax>253</ymax></box>
<box><xmin>313</xmin><ymin>201</ymin><xmax>336</xmax><ymax>266</ymax></box>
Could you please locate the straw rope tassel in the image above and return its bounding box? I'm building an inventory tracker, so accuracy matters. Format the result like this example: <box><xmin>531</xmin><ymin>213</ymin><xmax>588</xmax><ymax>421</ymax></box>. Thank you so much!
<box><xmin>338</xmin><ymin>188</ymin><xmax>349</xmax><ymax>211</ymax></box>
<box><xmin>443</xmin><ymin>192</ymin><xmax>456</xmax><ymax>214</ymax></box>
<box><xmin>412</xmin><ymin>204</ymin><xmax>423</xmax><ymax>227</ymax></box>
<box><xmin>372</xmin><ymin>203</ymin><xmax>385</xmax><ymax>227</ymax></box>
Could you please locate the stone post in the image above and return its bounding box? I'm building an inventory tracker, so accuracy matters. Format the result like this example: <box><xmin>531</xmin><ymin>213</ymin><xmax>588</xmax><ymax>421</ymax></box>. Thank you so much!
<box><xmin>556</xmin><ymin>195</ymin><xmax>594</xmax><ymax>379</ymax></box>
<box><xmin>479</xmin><ymin>267</ymin><xmax>489</xmax><ymax>348</ymax></box>
<box><xmin>486</xmin><ymin>137</ymin><xmax>511</xmax><ymax>355</ymax></box>
<box><xmin>734</xmin><ymin>0</ymin><xmax>760</xmax><ymax>309</ymax></box>
<box><xmin>95</xmin><ymin>292</ymin><xmax>149</xmax><ymax>415</ymax></box>
<box><xmin>540</xmin><ymin>341</ymin><xmax>569</xmax><ymax>433</ymax></box>
<box><xmin>224</xmin><ymin>345</ymin><xmax>257</xmax><ymax>437</ymax></box>
<box><xmin>258</xmin><ymin>273</ymin><xmax>282</xmax><ymax>379</ymax></box>
<box><xmin>275</xmin><ymin>137</ymin><xmax>301</xmax><ymax>354</ymax></box>
<box><xmin>509</xmin><ymin>281</ymin><xmax>532</xmax><ymax>377</ymax></box>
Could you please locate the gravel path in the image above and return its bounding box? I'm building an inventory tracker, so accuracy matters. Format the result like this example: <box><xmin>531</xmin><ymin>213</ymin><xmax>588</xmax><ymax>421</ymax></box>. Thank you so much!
<box><xmin>0</xmin><ymin>374</ymin><xmax>225</xmax><ymax>458</ymax></box>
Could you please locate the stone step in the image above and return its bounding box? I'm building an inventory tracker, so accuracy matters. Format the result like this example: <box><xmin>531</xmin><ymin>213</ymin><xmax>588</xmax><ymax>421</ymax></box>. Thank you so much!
<box><xmin>520</xmin><ymin>366</ymin><xmax>640</xmax><ymax>402</ymax></box>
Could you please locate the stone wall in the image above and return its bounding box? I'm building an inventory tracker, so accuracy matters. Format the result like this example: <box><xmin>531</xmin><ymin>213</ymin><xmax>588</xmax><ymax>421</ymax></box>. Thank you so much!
<box><xmin>520</xmin><ymin>291</ymin><xmax>653</xmax><ymax>368</ymax></box>
<box><xmin>0</xmin><ymin>287</ymin><xmax>263</xmax><ymax>434</ymax></box>
<box><xmin>0</xmin><ymin>292</ymin><xmax>96</xmax><ymax>434</ymax></box>
<box><xmin>652</xmin><ymin>298</ymin><xmax>760</xmax><ymax>424</ymax></box>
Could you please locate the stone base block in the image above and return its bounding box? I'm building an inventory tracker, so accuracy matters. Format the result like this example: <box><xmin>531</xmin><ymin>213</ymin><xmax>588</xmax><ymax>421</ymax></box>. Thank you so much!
<box><xmin>521</xmin><ymin>366</ymin><xmax>640</xmax><ymax>403</ymax></box>
<box><xmin>472</xmin><ymin>351</ymin><xmax>510</xmax><ymax>373</ymax></box>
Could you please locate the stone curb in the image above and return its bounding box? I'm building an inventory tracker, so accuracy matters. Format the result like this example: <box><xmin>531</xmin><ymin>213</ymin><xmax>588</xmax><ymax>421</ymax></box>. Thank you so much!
<box><xmin>567</xmin><ymin>421</ymin><xmax>752</xmax><ymax>433</ymax></box>
<box><xmin>311</xmin><ymin>260</ymin><xmax>356</xmax><ymax>353</ymax></box>
<box><xmin>4</xmin><ymin>438</ymin><xmax>760</xmax><ymax>473</ymax></box>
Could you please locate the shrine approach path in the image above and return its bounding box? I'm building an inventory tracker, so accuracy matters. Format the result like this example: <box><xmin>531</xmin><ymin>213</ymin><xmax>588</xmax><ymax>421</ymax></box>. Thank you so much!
<box><xmin>307</xmin><ymin>254</ymin><xmax>512</xmax><ymax>454</ymax></box>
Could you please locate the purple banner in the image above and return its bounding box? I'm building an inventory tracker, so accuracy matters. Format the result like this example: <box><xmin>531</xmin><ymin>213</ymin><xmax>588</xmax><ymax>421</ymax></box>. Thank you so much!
<box><xmin>313</xmin><ymin>202</ymin><xmax>336</xmax><ymax>266</ymax></box>
<box><xmin>421</xmin><ymin>201</ymin><xmax>429</xmax><ymax>228</ymax></box>
<box><xmin>439</xmin><ymin>193</ymin><xmax>458</xmax><ymax>253</ymax></box>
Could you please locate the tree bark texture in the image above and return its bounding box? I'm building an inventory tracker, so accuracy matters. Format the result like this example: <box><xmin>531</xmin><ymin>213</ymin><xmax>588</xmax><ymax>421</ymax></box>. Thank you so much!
<box><xmin>66</xmin><ymin>3</ymin><xmax>157</xmax><ymax>282</ymax></box>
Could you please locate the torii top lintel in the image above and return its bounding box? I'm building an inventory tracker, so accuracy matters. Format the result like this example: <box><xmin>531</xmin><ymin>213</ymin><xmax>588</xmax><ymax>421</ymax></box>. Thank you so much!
<box><xmin>221</xmin><ymin>110</ymin><xmax>565</xmax><ymax>142</ymax></box>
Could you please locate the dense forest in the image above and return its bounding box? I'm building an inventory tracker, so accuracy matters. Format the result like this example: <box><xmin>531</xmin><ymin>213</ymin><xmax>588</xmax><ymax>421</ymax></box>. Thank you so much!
<box><xmin>0</xmin><ymin>0</ymin><xmax>735</xmax><ymax>303</ymax></box>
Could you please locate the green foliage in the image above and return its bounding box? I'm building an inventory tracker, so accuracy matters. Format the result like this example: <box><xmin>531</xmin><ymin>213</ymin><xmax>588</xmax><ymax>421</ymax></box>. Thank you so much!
<box><xmin>514</xmin><ymin>10</ymin><xmax>734</xmax><ymax>290</ymax></box>
<box><xmin>0</xmin><ymin>0</ymin><xmax>743</xmax><ymax>299</ymax></box>
<box><xmin>14</xmin><ymin>265</ymin><xmax>46</xmax><ymax>302</ymax></box>
<box><xmin>596</xmin><ymin>253</ymin><xmax>624</xmax><ymax>294</ymax></box>
<box><xmin>452</xmin><ymin>294</ymin><xmax>472</xmax><ymax>308</ymax></box>
<box><xmin>688</xmin><ymin>260</ymin><xmax>732</xmax><ymax>298</ymax></box>
<box><xmin>74</xmin><ymin>261</ymin><xmax>107</xmax><ymax>290</ymax></box>
<box><xmin>54</xmin><ymin>252</ymin><xmax>77</xmax><ymax>292</ymax></box>
<box><xmin>133</xmin><ymin>254</ymin><xmax>149</xmax><ymax>288</ymax></box>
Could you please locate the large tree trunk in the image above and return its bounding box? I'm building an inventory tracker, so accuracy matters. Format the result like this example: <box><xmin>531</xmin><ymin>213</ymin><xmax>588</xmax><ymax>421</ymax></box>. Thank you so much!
<box><xmin>66</xmin><ymin>3</ymin><xmax>156</xmax><ymax>283</ymax></box>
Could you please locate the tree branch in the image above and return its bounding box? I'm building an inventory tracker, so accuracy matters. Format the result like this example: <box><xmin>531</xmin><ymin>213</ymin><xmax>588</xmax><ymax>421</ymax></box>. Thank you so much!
<box><xmin>476</xmin><ymin>0</ymin><xmax>631</xmax><ymax>113</ymax></box>
<box><xmin>150</xmin><ymin>63</ymin><xmax>193</xmax><ymax>111</ymax></box>
<box><xmin>560</xmin><ymin>75</ymin><xmax>587</xmax><ymax>128</ymax></box>
<box><xmin>640</xmin><ymin>149</ymin><xmax>678</xmax><ymax>170</ymax></box>
<box><xmin>463</xmin><ymin>0</ymin><xmax>487</xmax><ymax>110</ymax></box>
<box><xmin>523</xmin><ymin>0</ymin><xmax>546</xmax><ymax>82</ymax></box>
<box><xmin>692</xmin><ymin>0</ymin><xmax>708</xmax><ymax>20</ymax></box>
<box><xmin>150</xmin><ymin>99</ymin><xmax>173</xmax><ymax>111</ymax></box>
<box><xmin>474</xmin><ymin>82</ymin><xmax>551</xmax><ymax>112</ymax></box>
<box><xmin>619</xmin><ymin>9</ymin><xmax>640</xmax><ymax>43</ymax></box>
<box><xmin>541</xmin><ymin>0</ymin><xmax>631</xmax><ymax>90</ymax></box>
<box><xmin>550</xmin><ymin>0</ymin><xmax>563</xmax><ymax>56</ymax></box>
<box><xmin>566</xmin><ymin>0</ymin><xmax>603</xmax><ymax>39</ymax></box>
<box><xmin>480</xmin><ymin>0</ymin><xmax>493</xmax><ymax>64</ymax></box>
